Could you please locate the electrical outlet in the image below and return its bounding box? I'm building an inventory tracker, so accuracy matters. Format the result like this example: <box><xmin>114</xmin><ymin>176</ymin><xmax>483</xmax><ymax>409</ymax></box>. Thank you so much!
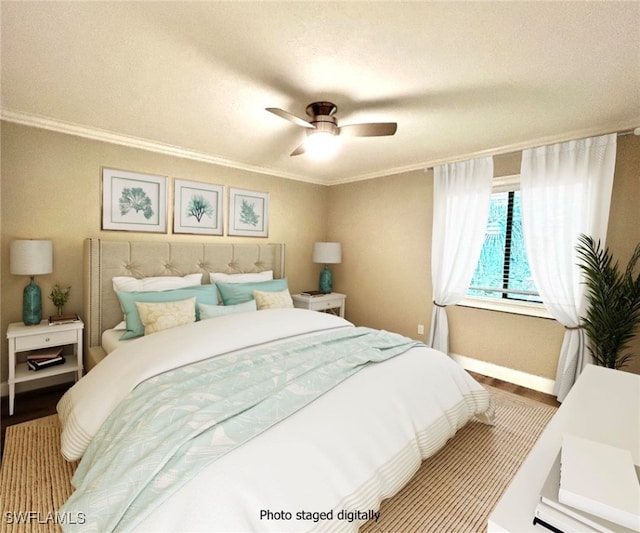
<box><xmin>417</xmin><ymin>324</ymin><xmax>424</xmax><ymax>335</ymax></box>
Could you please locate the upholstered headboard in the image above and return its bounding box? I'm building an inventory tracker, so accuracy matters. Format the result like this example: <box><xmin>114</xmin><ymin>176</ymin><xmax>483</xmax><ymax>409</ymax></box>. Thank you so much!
<box><xmin>83</xmin><ymin>238</ymin><xmax>285</xmax><ymax>352</ymax></box>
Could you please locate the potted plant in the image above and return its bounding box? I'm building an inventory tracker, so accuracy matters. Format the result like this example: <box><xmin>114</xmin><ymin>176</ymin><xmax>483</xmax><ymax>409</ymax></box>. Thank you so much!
<box><xmin>49</xmin><ymin>284</ymin><xmax>71</xmax><ymax>316</ymax></box>
<box><xmin>576</xmin><ymin>234</ymin><xmax>640</xmax><ymax>369</ymax></box>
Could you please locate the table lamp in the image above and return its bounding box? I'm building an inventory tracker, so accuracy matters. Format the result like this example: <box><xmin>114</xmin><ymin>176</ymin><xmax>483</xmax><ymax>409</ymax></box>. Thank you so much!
<box><xmin>312</xmin><ymin>242</ymin><xmax>342</xmax><ymax>293</ymax></box>
<box><xmin>10</xmin><ymin>239</ymin><xmax>53</xmax><ymax>325</ymax></box>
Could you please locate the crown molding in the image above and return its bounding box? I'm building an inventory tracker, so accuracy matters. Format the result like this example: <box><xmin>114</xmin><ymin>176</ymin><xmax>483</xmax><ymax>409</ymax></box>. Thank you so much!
<box><xmin>0</xmin><ymin>108</ymin><xmax>327</xmax><ymax>186</ymax></box>
<box><xmin>3</xmin><ymin>108</ymin><xmax>637</xmax><ymax>188</ymax></box>
<box><xmin>327</xmin><ymin>120</ymin><xmax>640</xmax><ymax>186</ymax></box>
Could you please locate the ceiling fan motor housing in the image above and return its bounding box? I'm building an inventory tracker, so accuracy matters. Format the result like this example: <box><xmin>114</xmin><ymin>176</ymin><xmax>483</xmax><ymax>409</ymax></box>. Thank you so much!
<box><xmin>306</xmin><ymin>102</ymin><xmax>339</xmax><ymax>136</ymax></box>
<box><xmin>307</xmin><ymin>118</ymin><xmax>338</xmax><ymax>136</ymax></box>
<box><xmin>305</xmin><ymin>101</ymin><xmax>337</xmax><ymax>117</ymax></box>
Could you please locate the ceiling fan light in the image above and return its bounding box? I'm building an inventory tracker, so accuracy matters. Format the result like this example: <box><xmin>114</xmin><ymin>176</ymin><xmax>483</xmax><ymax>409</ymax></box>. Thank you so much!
<box><xmin>305</xmin><ymin>131</ymin><xmax>338</xmax><ymax>159</ymax></box>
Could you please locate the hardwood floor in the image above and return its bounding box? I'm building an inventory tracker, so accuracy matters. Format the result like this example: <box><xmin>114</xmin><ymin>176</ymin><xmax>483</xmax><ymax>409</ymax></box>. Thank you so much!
<box><xmin>1</xmin><ymin>383</ymin><xmax>71</xmax><ymax>452</ymax></box>
<box><xmin>0</xmin><ymin>372</ymin><xmax>559</xmax><ymax>457</ymax></box>
<box><xmin>468</xmin><ymin>371</ymin><xmax>560</xmax><ymax>408</ymax></box>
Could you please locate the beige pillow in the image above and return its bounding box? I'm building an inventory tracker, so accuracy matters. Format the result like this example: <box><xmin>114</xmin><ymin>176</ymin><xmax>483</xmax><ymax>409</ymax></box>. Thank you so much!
<box><xmin>253</xmin><ymin>289</ymin><xmax>293</xmax><ymax>310</ymax></box>
<box><xmin>135</xmin><ymin>297</ymin><xmax>196</xmax><ymax>335</ymax></box>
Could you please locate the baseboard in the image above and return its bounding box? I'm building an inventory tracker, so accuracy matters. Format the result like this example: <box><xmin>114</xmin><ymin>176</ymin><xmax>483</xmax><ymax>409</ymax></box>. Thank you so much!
<box><xmin>0</xmin><ymin>374</ymin><xmax>75</xmax><ymax>398</ymax></box>
<box><xmin>451</xmin><ymin>352</ymin><xmax>556</xmax><ymax>395</ymax></box>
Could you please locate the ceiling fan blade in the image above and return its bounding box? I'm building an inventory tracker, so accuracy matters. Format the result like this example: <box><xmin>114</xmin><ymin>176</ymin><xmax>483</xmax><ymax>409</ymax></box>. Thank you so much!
<box><xmin>266</xmin><ymin>108</ymin><xmax>315</xmax><ymax>129</ymax></box>
<box><xmin>338</xmin><ymin>122</ymin><xmax>397</xmax><ymax>137</ymax></box>
<box><xmin>290</xmin><ymin>142</ymin><xmax>306</xmax><ymax>156</ymax></box>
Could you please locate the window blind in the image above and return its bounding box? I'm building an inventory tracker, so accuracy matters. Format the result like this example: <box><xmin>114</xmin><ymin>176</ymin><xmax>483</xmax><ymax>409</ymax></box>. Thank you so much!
<box><xmin>468</xmin><ymin>186</ymin><xmax>541</xmax><ymax>303</ymax></box>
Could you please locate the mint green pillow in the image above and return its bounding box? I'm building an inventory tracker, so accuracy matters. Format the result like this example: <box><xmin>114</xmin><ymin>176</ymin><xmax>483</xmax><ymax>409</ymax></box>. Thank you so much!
<box><xmin>215</xmin><ymin>279</ymin><xmax>288</xmax><ymax>306</ymax></box>
<box><xmin>199</xmin><ymin>299</ymin><xmax>257</xmax><ymax>320</ymax></box>
<box><xmin>116</xmin><ymin>285</ymin><xmax>218</xmax><ymax>339</ymax></box>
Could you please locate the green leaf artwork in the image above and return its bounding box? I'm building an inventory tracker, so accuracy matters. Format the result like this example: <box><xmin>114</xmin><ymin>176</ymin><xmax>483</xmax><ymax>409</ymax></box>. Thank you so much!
<box><xmin>119</xmin><ymin>187</ymin><xmax>154</xmax><ymax>220</ymax></box>
<box><xmin>186</xmin><ymin>194</ymin><xmax>214</xmax><ymax>223</ymax></box>
<box><xmin>239</xmin><ymin>198</ymin><xmax>260</xmax><ymax>227</ymax></box>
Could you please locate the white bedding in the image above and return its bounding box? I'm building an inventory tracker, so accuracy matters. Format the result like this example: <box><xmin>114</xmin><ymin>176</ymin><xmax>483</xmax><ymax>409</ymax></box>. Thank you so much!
<box><xmin>101</xmin><ymin>326</ymin><xmax>127</xmax><ymax>354</ymax></box>
<box><xmin>57</xmin><ymin>309</ymin><xmax>493</xmax><ymax>532</ymax></box>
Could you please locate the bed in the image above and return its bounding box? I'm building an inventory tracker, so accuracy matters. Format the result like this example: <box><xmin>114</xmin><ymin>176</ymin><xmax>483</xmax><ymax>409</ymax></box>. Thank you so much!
<box><xmin>56</xmin><ymin>238</ymin><xmax>494</xmax><ymax>532</ymax></box>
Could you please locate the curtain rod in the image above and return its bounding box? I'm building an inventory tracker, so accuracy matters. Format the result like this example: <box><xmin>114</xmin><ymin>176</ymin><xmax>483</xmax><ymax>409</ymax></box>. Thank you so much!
<box><xmin>424</xmin><ymin>127</ymin><xmax>639</xmax><ymax>171</ymax></box>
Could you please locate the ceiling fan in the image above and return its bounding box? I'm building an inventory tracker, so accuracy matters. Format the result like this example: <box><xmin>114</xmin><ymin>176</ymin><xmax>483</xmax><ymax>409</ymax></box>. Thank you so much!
<box><xmin>266</xmin><ymin>101</ymin><xmax>397</xmax><ymax>157</ymax></box>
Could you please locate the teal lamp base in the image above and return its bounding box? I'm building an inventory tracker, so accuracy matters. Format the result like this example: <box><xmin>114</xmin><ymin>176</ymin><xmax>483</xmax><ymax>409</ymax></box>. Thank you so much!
<box><xmin>23</xmin><ymin>276</ymin><xmax>43</xmax><ymax>325</ymax></box>
<box><xmin>319</xmin><ymin>266</ymin><xmax>333</xmax><ymax>293</ymax></box>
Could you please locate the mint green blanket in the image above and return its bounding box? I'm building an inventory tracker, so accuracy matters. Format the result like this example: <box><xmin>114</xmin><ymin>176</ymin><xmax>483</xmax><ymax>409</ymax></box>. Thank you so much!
<box><xmin>61</xmin><ymin>326</ymin><xmax>424</xmax><ymax>532</ymax></box>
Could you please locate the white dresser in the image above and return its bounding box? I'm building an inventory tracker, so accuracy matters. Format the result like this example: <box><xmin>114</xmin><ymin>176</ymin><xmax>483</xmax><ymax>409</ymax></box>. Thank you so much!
<box><xmin>488</xmin><ymin>364</ymin><xmax>640</xmax><ymax>532</ymax></box>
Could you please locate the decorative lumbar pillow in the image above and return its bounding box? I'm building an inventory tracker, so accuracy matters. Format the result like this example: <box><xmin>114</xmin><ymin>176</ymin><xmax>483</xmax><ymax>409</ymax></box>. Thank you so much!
<box><xmin>115</xmin><ymin>284</ymin><xmax>218</xmax><ymax>339</ymax></box>
<box><xmin>198</xmin><ymin>299</ymin><xmax>257</xmax><ymax>320</ymax></box>
<box><xmin>113</xmin><ymin>273</ymin><xmax>202</xmax><ymax>292</ymax></box>
<box><xmin>209</xmin><ymin>271</ymin><xmax>273</xmax><ymax>284</ymax></box>
<box><xmin>253</xmin><ymin>289</ymin><xmax>294</xmax><ymax>310</ymax></box>
<box><xmin>135</xmin><ymin>298</ymin><xmax>196</xmax><ymax>335</ymax></box>
<box><xmin>215</xmin><ymin>278</ymin><xmax>288</xmax><ymax>306</ymax></box>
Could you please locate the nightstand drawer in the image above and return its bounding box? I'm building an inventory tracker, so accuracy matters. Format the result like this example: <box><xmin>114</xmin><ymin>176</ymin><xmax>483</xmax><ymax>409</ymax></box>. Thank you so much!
<box><xmin>292</xmin><ymin>293</ymin><xmax>346</xmax><ymax>317</ymax></box>
<box><xmin>14</xmin><ymin>329</ymin><xmax>77</xmax><ymax>351</ymax></box>
<box><xmin>314</xmin><ymin>298</ymin><xmax>342</xmax><ymax>310</ymax></box>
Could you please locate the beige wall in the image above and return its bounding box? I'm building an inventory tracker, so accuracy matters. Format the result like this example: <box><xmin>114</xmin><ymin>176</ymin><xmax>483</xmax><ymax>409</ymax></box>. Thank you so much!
<box><xmin>0</xmin><ymin>121</ymin><xmax>328</xmax><ymax>384</ymax></box>
<box><xmin>607</xmin><ymin>134</ymin><xmax>640</xmax><ymax>375</ymax></box>
<box><xmin>327</xmin><ymin>170</ymin><xmax>433</xmax><ymax>336</ymax></box>
<box><xmin>2</xmin><ymin>122</ymin><xmax>639</xmax><ymax>388</ymax></box>
<box><xmin>328</xmin><ymin>134</ymin><xmax>640</xmax><ymax>380</ymax></box>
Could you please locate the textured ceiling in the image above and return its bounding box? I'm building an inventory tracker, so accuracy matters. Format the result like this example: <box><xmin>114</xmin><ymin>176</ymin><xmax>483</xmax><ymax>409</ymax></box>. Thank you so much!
<box><xmin>2</xmin><ymin>1</ymin><xmax>639</xmax><ymax>185</ymax></box>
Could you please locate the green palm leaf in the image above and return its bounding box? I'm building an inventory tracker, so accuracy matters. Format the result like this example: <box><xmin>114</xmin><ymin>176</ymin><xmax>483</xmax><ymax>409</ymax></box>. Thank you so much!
<box><xmin>576</xmin><ymin>234</ymin><xmax>640</xmax><ymax>369</ymax></box>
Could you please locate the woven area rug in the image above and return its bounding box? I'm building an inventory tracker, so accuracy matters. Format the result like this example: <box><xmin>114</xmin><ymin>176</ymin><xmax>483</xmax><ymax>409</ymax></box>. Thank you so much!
<box><xmin>0</xmin><ymin>416</ymin><xmax>78</xmax><ymax>533</ymax></box>
<box><xmin>0</xmin><ymin>386</ymin><xmax>556</xmax><ymax>533</ymax></box>
<box><xmin>361</xmin><ymin>386</ymin><xmax>557</xmax><ymax>532</ymax></box>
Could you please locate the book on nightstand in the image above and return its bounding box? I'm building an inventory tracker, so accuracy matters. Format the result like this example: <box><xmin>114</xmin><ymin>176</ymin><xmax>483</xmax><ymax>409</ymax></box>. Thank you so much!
<box><xmin>48</xmin><ymin>313</ymin><xmax>80</xmax><ymax>325</ymax></box>
<box><xmin>27</xmin><ymin>356</ymin><xmax>65</xmax><ymax>371</ymax></box>
<box><xmin>299</xmin><ymin>290</ymin><xmax>328</xmax><ymax>296</ymax></box>
<box><xmin>26</xmin><ymin>346</ymin><xmax>65</xmax><ymax>371</ymax></box>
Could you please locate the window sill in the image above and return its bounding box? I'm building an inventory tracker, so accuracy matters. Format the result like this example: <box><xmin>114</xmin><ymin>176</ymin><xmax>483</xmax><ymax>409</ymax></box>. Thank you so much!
<box><xmin>456</xmin><ymin>296</ymin><xmax>555</xmax><ymax>319</ymax></box>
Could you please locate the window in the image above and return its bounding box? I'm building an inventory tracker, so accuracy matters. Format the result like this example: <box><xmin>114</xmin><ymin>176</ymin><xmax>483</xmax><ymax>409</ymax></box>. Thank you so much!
<box><xmin>467</xmin><ymin>177</ymin><xmax>541</xmax><ymax>303</ymax></box>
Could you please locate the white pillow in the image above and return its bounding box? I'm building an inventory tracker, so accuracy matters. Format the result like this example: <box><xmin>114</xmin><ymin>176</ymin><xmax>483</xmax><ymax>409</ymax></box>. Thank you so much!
<box><xmin>113</xmin><ymin>273</ymin><xmax>202</xmax><ymax>292</ymax></box>
<box><xmin>198</xmin><ymin>299</ymin><xmax>257</xmax><ymax>320</ymax></box>
<box><xmin>209</xmin><ymin>271</ymin><xmax>273</xmax><ymax>284</ymax></box>
<box><xmin>253</xmin><ymin>289</ymin><xmax>294</xmax><ymax>310</ymax></box>
<box><xmin>135</xmin><ymin>297</ymin><xmax>196</xmax><ymax>335</ymax></box>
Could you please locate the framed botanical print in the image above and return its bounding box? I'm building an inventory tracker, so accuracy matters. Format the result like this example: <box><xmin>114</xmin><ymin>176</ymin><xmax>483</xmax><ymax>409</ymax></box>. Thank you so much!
<box><xmin>102</xmin><ymin>168</ymin><xmax>167</xmax><ymax>233</ymax></box>
<box><xmin>173</xmin><ymin>179</ymin><xmax>224</xmax><ymax>235</ymax></box>
<box><xmin>227</xmin><ymin>187</ymin><xmax>269</xmax><ymax>237</ymax></box>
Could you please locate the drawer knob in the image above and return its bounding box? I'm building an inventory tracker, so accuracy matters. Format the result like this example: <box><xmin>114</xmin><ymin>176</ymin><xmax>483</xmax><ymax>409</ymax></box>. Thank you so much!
<box><xmin>45</xmin><ymin>337</ymin><xmax>50</xmax><ymax>342</ymax></box>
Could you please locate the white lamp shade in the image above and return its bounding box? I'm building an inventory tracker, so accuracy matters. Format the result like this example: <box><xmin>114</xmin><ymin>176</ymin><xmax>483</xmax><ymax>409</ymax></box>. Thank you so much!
<box><xmin>312</xmin><ymin>242</ymin><xmax>342</xmax><ymax>264</ymax></box>
<box><xmin>10</xmin><ymin>239</ymin><xmax>53</xmax><ymax>276</ymax></box>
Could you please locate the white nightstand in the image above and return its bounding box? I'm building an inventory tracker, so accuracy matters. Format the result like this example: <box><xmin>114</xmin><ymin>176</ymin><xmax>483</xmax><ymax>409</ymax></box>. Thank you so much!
<box><xmin>6</xmin><ymin>318</ymin><xmax>84</xmax><ymax>415</ymax></box>
<box><xmin>292</xmin><ymin>292</ymin><xmax>346</xmax><ymax>317</ymax></box>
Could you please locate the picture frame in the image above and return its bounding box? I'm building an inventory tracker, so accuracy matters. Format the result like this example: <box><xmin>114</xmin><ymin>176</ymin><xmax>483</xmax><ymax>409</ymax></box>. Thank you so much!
<box><xmin>102</xmin><ymin>168</ymin><xmax>167</xmax><ymax>233</ymax></box>
<box><xmin>173</xmin><ymin>179</ymin><xmax>224</xmax><ymax>235</ymax></box>
<box><xmin>227</xmin><ymin>187</ymin><xmax>269</xmax><ymax>237</ymax></box>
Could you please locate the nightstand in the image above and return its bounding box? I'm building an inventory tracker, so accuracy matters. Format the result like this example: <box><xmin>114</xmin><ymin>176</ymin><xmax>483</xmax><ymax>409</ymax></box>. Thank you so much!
<box><xmin>6</xmin><ymin>318</ymin><xmax>84</xmax><ymax>416</ymax></box>
<box><xmin>292</xmin><ymin>292</ymin><xmax>346</xmax><ymax>317</ymax></box>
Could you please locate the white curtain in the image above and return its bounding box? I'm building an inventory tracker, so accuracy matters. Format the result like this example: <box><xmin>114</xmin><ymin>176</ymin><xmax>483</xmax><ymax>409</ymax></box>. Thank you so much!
<box><xmin>429</xmin><ymin>157</ymin><xmax>493</xmax><ymax>354</ymax></box>
<box><xmin>520</xmin><ymin>133</ymin><xmax>616</xmax><ymax>401</ymax></box>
